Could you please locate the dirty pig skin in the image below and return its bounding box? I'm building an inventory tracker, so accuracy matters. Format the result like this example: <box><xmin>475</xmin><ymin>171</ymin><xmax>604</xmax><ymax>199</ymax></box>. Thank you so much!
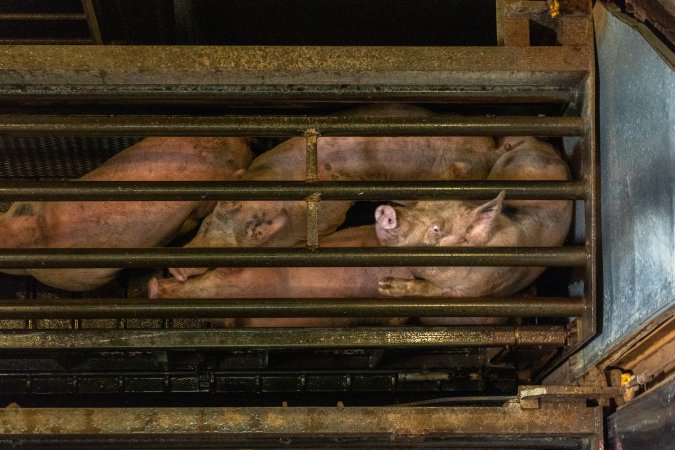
<box><xmin>170</xmin><ymin>104</ymin><xmax>503</xmax><ymax>281</ymax></box>
<box><xmin>374</xmin><ymin>137</ymin><xmax>573</xmax><ymax>325</ymax></box>
<box><xmin>0</xmin><ymin>137</ymin><xmax>254</xmax><ymax>291</ymax></box>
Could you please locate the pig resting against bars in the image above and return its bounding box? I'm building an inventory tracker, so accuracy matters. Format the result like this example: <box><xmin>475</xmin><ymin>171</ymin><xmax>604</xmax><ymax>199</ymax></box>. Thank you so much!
<box><xmin>0</xmin><ymin>137</ymin><xmax>254</xmax><ymax>291</ymax></box>
<box><xmin>149</xmin><ymin>225</ymin><xmax>415</xmax><ymax>327</ymax></box>
<box><xmin>169</xmin><ymin>103</ymin><xmax>503</xmax><ymax>281</ymax></box>
<box><xmin>374</xmin><ymin>137</ymin><xmax>573</xmax><ymax>325</ymax></box>
<box><xmin>149</xmin><ymin>136</ymin><xmax>570</xmax><ymax>328</ymax></box>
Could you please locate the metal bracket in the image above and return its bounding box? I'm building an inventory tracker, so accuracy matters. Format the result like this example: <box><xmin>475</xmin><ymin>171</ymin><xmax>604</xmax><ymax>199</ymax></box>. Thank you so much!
<box><xmin>497</xmin><ymin>0</ymin><xmax>592</xmax><ymax>46</ymax></box>
<box><xmin>517</xmin><ymin>385</ymin><xmax>625</xmax><ymax>409</ymax></box>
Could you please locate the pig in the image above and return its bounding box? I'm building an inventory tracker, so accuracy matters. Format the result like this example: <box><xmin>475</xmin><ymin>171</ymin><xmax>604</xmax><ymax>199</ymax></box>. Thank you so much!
<box><xmin>170</xmin><ymin>104</ymin><xmax>503</xmax><ymax>281</ymax></box>
<box><xmin>0</xmin><ymin>137</ymin><xmax>254</xmax><ymax>291</ymax></box>
<box><xmin>374</xmin><ymin>137</ymin><xmax>573</xmax><ymax>324</ymax></box>
<box><xmin>149</xmin><ymin>225</ymin><xmax>414</xmax><ymax>327</ymax></box>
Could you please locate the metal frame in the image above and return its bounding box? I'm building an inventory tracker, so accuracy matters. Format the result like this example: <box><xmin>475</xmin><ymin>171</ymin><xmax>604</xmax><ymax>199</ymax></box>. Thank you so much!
<box><xmin>0</xmin><ymin>4</ymin><xmax>605</xmax><ymax>446</ymax></box>
<box><xmin>0</xmin><ymin>42</ymin><xmax>596</xmax><ymax>351</ymax></box>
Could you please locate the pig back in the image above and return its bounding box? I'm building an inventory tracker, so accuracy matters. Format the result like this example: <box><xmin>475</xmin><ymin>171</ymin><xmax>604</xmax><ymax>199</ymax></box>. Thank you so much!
<box><xmin>488</xmin><ymin>138</ymin><xmax>573</xmax><ymax>246</ymax></box>
<box><xmin>0</xmin><ymin>137</ymin><xmax>254</xmax><ymax>291</ymax></box>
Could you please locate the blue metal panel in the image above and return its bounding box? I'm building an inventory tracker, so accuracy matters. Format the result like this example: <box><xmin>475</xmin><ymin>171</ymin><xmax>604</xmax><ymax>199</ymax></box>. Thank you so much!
<box><xmin>572</xmin><ymin>4</ymin><xmax>675</xmax><ymax>377</ymax></box>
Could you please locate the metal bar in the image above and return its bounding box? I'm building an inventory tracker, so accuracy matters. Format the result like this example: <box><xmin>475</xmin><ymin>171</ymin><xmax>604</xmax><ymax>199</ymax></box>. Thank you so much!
<box><xmin>80</xmin><ymin>0</ymin><xmax>103</xmax><ymax>45</ymax></box>
<box><xmin>0</xmin><ymin>326</ymin><xmax>568</xmax><ymax>349</ymax></box>
<box><xmin>0</xmin><ymin>403</ymin><xmax>601</xmax><ymax>445</ymax></box>
<box><xmin>0</xmin><ymin>180</ymin><xmax>588</xmax><ymax>201</ymax></box>
<box><xmin>0</xmin><ymin>85</ymin><xmax>577</xmax><ymax>104</ymax></box>
<box><xmin>0</xmin><ymin>46</ymin><xmax>592</xmax><ymax>86</ymax></box>
<box><xmin>0</xmin><ymin>246</ymin><xmax>588</xmax><ymax>269</ymax></box>
<box><xmin>0</xmin><ymin>115</ymin><xmax>585</xmax><ymax>137</ymax></box>
<box><xmin>0</xmin><ymin>404</ymin><xmax>601</xmax><ymax>444</ymax></box>
<box><xmin>304</xmin><ymin>130</ymin><xmax>319</xmax><ymax>182</ymax></box>
<box><xmin>304</xmin><ymin>130</ymin><xmax>320</xmax><ymax>249</ymax></box>
<box><xmin>0</xmin><ymin>38</ymin><xmax>94</xmax><ymax>45</ymax></box>
<box><xmin>0</xmin><ymin>297</ymin><xmax>585</xmax><ymax>319</ymax></box>
<box><xmin>0</xmin><ymin>13</ymin><xmax>87</xmax><ymax>20</ymax></box>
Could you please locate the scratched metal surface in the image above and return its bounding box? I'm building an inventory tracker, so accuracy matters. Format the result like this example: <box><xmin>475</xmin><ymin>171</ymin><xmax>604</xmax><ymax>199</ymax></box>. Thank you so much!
<box><xmin>571</xmin><ymin>3</ymin><xmax>675</xmax><ymax>378</ymax></box>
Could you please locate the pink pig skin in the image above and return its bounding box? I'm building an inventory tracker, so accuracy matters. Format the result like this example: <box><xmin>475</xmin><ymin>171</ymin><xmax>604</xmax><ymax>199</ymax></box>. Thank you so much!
<box><xmin>0</xmin><ymin>137</ymin><xmax>254</xmax><ymax>291</ymax></box>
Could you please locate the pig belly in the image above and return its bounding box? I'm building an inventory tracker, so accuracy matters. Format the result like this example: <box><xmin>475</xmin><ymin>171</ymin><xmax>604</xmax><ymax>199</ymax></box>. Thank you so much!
<box><xmin>149</xmin><ymin>265</ymin><xmax>413</xmax><ymax>327</ymax></box>
<box><xmin>413</xmin><ymin>266</ymin><xmax>545</xmax><ymax>298</ymax></box>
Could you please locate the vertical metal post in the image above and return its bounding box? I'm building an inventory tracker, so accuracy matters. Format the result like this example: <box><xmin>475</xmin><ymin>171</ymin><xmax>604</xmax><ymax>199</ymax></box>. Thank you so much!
<box><xmin>581</xmin><ymin>41</ymin><xmax>598</xmax><ymax>344</ymax></box>
<box><xmin>304</xmin><ymin>130</ymin><xmax>320</xmax><ymax>250</ymax></box>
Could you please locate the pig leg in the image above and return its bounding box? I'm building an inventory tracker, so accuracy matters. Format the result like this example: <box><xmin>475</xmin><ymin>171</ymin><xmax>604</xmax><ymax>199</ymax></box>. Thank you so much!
<box><xmin>378</xmin><ymin>277</ymin><xmax>446</xmax><ymax>297</ymax></box>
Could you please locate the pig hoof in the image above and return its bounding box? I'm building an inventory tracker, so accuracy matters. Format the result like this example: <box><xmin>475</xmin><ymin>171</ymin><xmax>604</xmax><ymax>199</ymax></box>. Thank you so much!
<box><xmin>148</xmin><ymin>277</ymin><xmax>161</xmax><ymax>298</ymax></box>
<box><xmin>168</xmin><ymin>267</ymin><xmax>188</xmax><ymax>282</ymax></box>
<box><xmin>378</xmin><ymin>277</ymin><xmax>406</xmax><ymax>297</ymax></box>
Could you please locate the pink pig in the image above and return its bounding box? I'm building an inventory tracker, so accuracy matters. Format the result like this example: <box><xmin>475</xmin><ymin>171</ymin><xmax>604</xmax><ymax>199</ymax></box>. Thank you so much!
<box><xmin>149</xmin><ymin>225</ymin><xmax>414</xmax><ymax>327</ymax></box>
<box><xmin>374</xmin><ymin>137</ymin><xmax>573</xmax><ymax>325</ymax></box>
<box><xmin>169</xmin><ymin>104</ymin><xmax>502</xmax><ymax>281</ymax></box>
<box><xmin>0</xmin><ymin>137</ymin><xmax>254</xmax><ymax>291</ymax></box>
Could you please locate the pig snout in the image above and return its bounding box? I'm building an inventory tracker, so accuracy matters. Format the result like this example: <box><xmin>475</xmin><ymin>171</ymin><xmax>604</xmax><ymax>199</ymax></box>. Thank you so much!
<box><xmin>375</xmin><ymin>205</ymin><xmax>398</xmax><ymax>230</ymax></box>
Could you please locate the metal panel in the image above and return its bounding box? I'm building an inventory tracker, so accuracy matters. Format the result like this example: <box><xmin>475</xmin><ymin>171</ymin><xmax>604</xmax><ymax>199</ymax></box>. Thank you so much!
<box><xmin>608</xmin><ymin>375</ymin><xmax>675</xmax><ymax>450</ymax></box>
<box><xmin>569</xmin><ymin>2</ymin><xmax>675</xmax><ymax>379</ymax></box>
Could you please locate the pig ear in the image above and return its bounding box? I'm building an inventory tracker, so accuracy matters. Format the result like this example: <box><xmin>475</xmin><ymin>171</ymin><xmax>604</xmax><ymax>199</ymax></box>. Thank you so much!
<box><xmin>466</xmin><ymin>191</ymin><xmax>505</xmax><ymax>241</ymax></box>
<box><xmin>245</xmin><ymin>209</ymin><xmax>289</xmax><ymax>244</ymax></box>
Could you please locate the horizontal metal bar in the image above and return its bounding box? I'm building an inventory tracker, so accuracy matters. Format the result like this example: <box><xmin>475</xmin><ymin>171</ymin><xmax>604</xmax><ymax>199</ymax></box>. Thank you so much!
<box><xmin>0</xmin><ymin>180</ymin><xmax>587</xmax><ymax>201</ymax></box>
<box><xmin>0</xmin><ymin>298</ymin><xmax>585</xmax><ymax>319</ymax></box>
<box><xmin>0</xmin><ymin>115</ymin><xmax>584</xmax><ymax>136</ymax></box>
<box><xmin>0</xmin><ymin>46</ymin><xmax>592</xmax><ymax>87</ymax></box>
<box><xmin>0</xmin><ymin>326</ymin><xmax>568</xmax><ymax>349</ymax></box>
<box><xmin>0</xmin><ymin>38</ymin><xmax>94</xmax><ymax>45</ymax></box>
<box><xmin>0</xmin><ymin>404</ymin><xmax>600</xmax><ymax>442</ymax></box>
<box><xmin>0</xmin><ymin>13</ymin><xmax>87</xmax><ymax>20</ymax></box>
<box><xmin>0</xmin><ymin>247</ymin><xmax>588</xmax><ymax>269</ymax></box>
<box><xmin>1</xmin><ymin>84</ymin><xmax>577</xmax><ymax>104</ymax></box>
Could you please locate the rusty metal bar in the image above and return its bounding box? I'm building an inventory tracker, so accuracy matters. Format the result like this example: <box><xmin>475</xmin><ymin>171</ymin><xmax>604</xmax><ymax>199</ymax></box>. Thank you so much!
<box><xmin>0</xmin><ymin>246</ymin><xmax>588</xmax><ymax>269</ymax></box>
<box><xmin>80</xmin><ymin>0</ymin><xmax>103</xmax><ymax>45</ymax></box>
<box><xmin>305</xmin><ymin>193</ymin><xmax>320</xmax><ymax>249</ymax></box>
<box><xmin>0</xmin><ymin>403</ymin><xmax>602</xmax><ymax>446</ymax></box>
<box><xmin>0</xmin><ymin>86</ymin><xmax>577</xmax><ymax>104</ymax></box>
<box><xmin>0</xmin><ymin>46</ymin><xmax>592</xmax><ymax>86</ymax></box>
<box><xmin>0</xmin><ymin>403</ymin><xmax>602</xmax><ymax>443</ymax></box>
<box><xmin>304</xmin><ymin>130</ymin><xmax>320</xmax><ymax>249</ymax></box>
<box><xmin>0</xmin><ymin>38</ymin><xmax>94</xmax><ymax>45</ymax></box>
<box><xmin>304</xmin><ymin>130</ymin><xmax>319</xmax><ymax>182</ymax></box>
<box><xmin>0</xmin><ymin>180</ymin><xmax>587</xmax><ymax>201</ymax></box>
<box><xmin>0</xmin><ymin>13</ymin><xmax>87</xmax><ymax>20</ymax></box>
<box><xmin>0</xmin><ymin>326</ymin><xmax>568</xmax><ymax>349</ymax></box>
<box><xmin>0</xmin><ymin>297</ymin><xmax>585</xmax><ymax>319</ymax></box>
<box><xmin>0</xmin><ymin>115</ymin><xmax>585</xmax><ymax>136</ymax></box>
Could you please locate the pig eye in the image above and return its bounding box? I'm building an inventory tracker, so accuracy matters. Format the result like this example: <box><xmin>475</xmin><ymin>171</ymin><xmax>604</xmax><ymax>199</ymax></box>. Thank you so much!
<box><xmin>431</xmin><ymin>225</ymin><xmax>441</xmax><ymax>233</ymax></box>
